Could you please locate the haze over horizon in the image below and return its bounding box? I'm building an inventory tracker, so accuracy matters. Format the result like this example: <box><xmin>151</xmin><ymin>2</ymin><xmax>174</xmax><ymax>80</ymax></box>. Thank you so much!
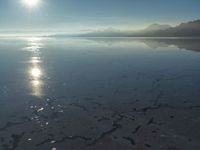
<box><xmin>0</xmin><ymin>0</ymin><xmax>200</xmax><ymax>35</ymax></box>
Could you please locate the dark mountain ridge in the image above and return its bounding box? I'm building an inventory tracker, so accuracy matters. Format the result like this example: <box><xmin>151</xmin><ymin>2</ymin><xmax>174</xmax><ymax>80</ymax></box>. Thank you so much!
<box><xmin>78</xmin><ymin>19</ymin><xmax>200</xmax><ymax>37</ymax></box>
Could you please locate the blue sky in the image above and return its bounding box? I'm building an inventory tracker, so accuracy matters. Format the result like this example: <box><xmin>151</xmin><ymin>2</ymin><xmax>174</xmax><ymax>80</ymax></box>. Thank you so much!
<box><xmin>0</xmin><ymin>0</ymin><xmax>200</xmax><ymax>33</ymax></box>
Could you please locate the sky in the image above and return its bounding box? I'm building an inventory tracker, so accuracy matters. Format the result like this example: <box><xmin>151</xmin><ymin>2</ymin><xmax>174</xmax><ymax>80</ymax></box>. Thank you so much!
<box><xmin>0</xmin><ymin>0</ymin><xmax>200</xmax><ymax>34</ymax></box>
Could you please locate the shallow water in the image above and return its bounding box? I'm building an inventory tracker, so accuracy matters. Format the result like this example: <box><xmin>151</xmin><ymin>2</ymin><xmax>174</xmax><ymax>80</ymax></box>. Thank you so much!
<box><xmin>0</xmin><ymin>37</ymin><xmax>200</xmax><ymax>150</ymax></box>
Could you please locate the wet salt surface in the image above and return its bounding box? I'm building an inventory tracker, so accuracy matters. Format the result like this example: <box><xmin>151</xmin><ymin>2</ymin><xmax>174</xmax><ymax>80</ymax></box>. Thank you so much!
<box><xmin>0</xmin><ymin>37</ymin><xmax>200</xmax><ymax>150</ymax></box>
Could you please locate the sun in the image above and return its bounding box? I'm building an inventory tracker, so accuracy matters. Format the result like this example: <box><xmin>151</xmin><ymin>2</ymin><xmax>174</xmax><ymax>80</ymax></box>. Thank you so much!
<box><xmin>23</xmin><ymin>0</ymin><xmax>40</xmax><ymax>8</ymax></box>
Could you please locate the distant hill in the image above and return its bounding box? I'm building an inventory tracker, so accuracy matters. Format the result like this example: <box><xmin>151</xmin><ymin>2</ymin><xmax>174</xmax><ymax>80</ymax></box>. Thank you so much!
<box><xmin>51</xmin><ymin>20</ymin><xmax>200</xmax><ymax>37</ymax></box>
<box><xmin>146</xmin><ymin>20</ymin><xmax>200</xmax><ymax>37</ymax></box>
<box><xmin>77</xmin><ymin>20</ymin><xmax>200</xmax><ymax>37</ymax></box>
<box><xmin>144</xmin><ymin>24</ymin><xmax>172</xmax><ymax>31</ymax></box>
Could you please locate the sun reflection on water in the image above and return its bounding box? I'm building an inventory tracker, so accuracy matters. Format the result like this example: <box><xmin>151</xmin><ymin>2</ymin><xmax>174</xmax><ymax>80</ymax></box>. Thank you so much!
<box><xmin>31</xmin><ymin>67</ymin><xmax>42</xmax><ymax>78</ymax></box>
<box><xmin>32</xmin><ymin>80</ymin><xmax>40</xmax><ymax>87</ymax></box>
<box><xmin>24</xmin><ymin>37</ymin><xmax>45</xmax><ymax>97</ymax></box>
<box><xmin>30</xmin><ymin>56</ymin><xmax>41</xmax><ymax>64</ymax></box>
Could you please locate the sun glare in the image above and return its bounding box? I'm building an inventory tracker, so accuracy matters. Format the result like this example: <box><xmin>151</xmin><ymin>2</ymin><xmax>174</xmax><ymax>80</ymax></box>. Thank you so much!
<box><xmin>31</xmin><ymin>67</ymin><xmax>41</xmax><ymax>78</ymax></box>
<box><xmin>23</xmin><ymin>0</ymin><xmax>40</xmax><ymax>8</ymax></box>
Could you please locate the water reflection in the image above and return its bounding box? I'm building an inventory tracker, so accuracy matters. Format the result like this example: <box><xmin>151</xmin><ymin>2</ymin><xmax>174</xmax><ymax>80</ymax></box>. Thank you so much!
<box><xmin>30</xmin><ymin>67</ymin><xmax>42</xmax><ymax>79</ymax></box>
<box><xmin>139</xmin><ymin>38</ymin><xmax>200</xmax><ymax>52</ymax></box>
<box><xmin>30</xmin><ymin>56</ymin><xmax>41</xmax><ymax>64</ymax></box>
<box><xmin>86</xmin><ymin>37</ymin><xmax>200</xmax><ymax>52</ymax></box>
<box><xmin>23</xmin><ymin>37</ymin><xmax>43</xmax><ymax>52</ymax></box>
<box><xmin>23</xmin><ymin>37</ymin><xmax>44</xmax><ymax>97</ymax></box>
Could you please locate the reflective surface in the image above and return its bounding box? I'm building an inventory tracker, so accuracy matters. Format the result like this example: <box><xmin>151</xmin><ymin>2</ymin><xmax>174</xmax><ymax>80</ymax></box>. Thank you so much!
<box><xmin>25</xmin><ymin>37</ymin><xmax>44</xmax><ymax>97</ymax></box>
<box><xmin>0</xmin><ymin>37</ymin><xmax>200</xmax><ymax>150</ymax></box>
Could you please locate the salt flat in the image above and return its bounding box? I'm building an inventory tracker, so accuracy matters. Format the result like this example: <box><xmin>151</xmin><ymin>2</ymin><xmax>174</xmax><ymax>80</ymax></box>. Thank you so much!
<box><xmin>0</xmin><ymin>37</ymin><xmax>200</xmax><ymax>150</ymax></box>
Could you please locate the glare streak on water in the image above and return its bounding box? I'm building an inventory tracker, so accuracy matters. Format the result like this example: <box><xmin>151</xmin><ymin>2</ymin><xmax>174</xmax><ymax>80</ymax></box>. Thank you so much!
<box><xmin>22</xmin><ymin>37</ymin><xmax>45</xmax><ymax>97</ymax></box>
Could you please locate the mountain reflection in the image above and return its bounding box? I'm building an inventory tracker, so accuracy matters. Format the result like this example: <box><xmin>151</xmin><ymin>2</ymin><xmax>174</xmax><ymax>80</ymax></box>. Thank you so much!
<box><xmin>86</xmin><ymin>38</ymin><xmax>200</xmax><ymax>52</ymax></box>
<box><xmin>140</xmin><ymin>38</ymin><xmax>200</xmax><ymax>52</ymax></box>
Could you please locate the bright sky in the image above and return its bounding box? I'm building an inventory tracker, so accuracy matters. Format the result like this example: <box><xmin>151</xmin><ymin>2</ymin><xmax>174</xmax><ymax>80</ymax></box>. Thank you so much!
<box><xmin>0</xmin><ymin>0</ymin><xmax>199</xmax><ymax>34</ymax></box>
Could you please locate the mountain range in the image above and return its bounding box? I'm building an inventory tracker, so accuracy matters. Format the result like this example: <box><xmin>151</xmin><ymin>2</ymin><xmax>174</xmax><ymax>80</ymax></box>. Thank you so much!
<box><xmin>77</xmin><ymin>20</ymin><xmax>200</xmax><ymax>37</ymax></box>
